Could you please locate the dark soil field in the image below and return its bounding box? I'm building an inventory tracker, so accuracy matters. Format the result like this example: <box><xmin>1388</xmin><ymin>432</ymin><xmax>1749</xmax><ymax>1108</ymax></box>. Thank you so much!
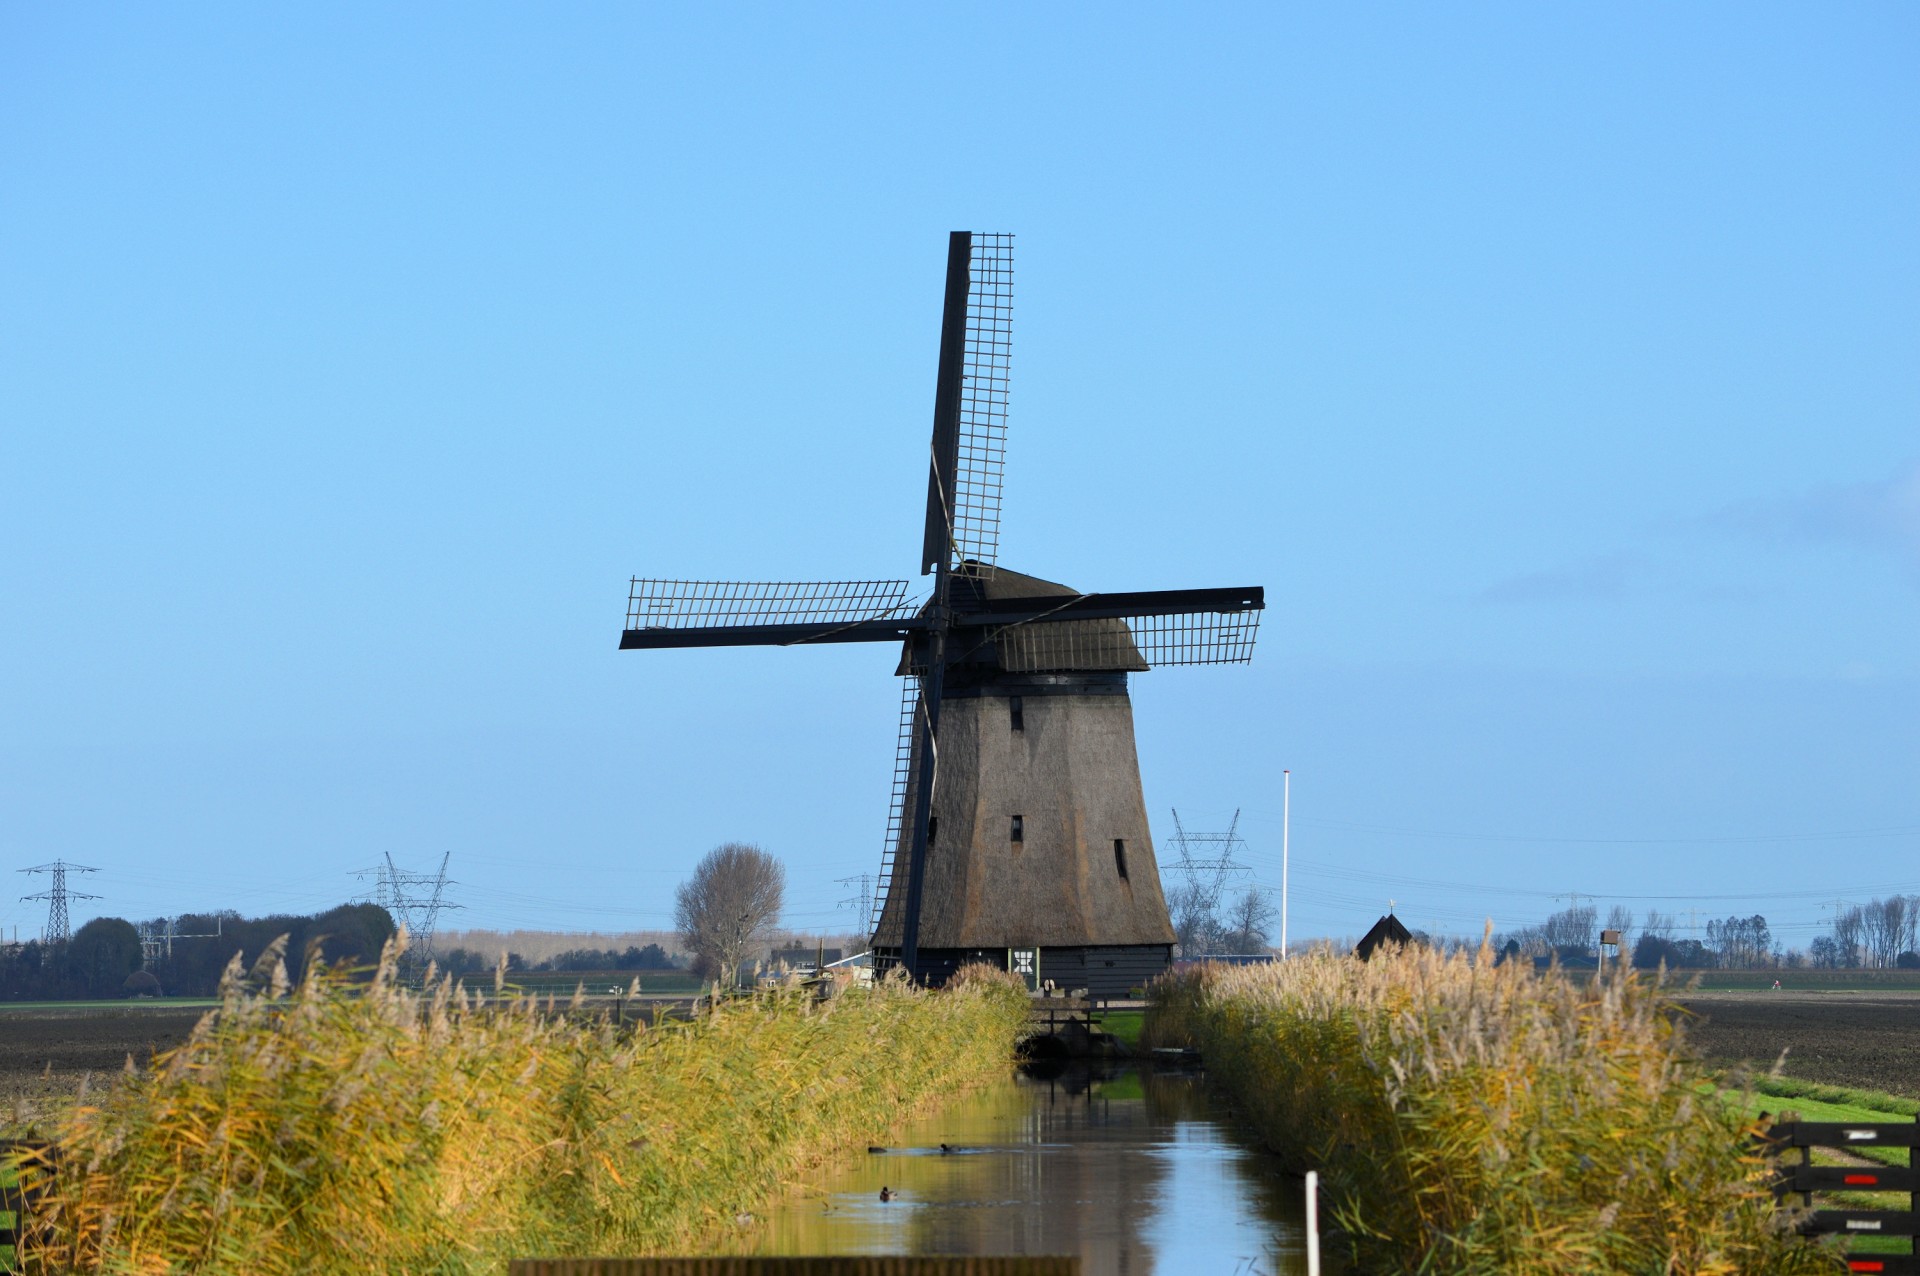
<box><xmin>1676</xmin><ymin>991</ymin><xmax>1920</xmax><ymax>1097</ymax></box>
<box><xmin>0</xmin><ymin>1005</ymin><xmax>208</xmax><ymax>1126</ymax></box>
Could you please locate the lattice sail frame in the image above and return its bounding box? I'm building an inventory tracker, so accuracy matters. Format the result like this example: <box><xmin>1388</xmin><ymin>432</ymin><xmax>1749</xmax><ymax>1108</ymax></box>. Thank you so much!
<box><xmin>626</xmin><ymin>579</ymin><xmax>916</xmax><ymax>630</ymax></box>
<box><xmin>949</xmin><ymin>233</ymin><xmax>1013</xmax><ymax>575</ymax></box>
<box><xmin>987</xmin><ymin>609</ymin><xmax>1262</xmax><ymax>671</ymax></box>
<box><xmin>870</xmin><ymin>675</ymin><xmax>922</xmax><ymax>937</ymax></box>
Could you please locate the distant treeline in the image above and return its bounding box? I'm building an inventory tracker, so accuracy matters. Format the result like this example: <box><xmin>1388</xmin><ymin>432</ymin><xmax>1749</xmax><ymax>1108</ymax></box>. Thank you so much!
<box><xmin>436</xmin><ymin>943</ymin><xmax>685</xmax><ymax>977</ymax></box>
<box><xmin>1493</xmin><ymin>896</ymin><xmax>1920</xmax><ymax>971</ymax></box>
<box><xmin>0</xmin><ymin>903</ymin><xmax>396</xmax><ymax>1001</ymax></box>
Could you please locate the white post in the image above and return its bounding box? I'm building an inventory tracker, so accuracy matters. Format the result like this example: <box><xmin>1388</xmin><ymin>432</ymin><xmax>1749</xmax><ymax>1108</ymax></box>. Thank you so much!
<box><xmin>1281</xmin><ymin>769</ymin><xmax>1291</xmax><ymax>959</ymax></box>
<box><xmin>1305</xmin><ymin>1167</ymin><xmax>1321</xmax><ymax>1276</ymax></box>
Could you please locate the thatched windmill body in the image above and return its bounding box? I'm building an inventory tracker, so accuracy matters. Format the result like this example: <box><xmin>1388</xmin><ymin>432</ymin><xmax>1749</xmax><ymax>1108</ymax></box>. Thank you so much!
<box><xmin>621</xmin><ymin>233</ymin><xmax>1264</xmax><ymax>995</ymax></box>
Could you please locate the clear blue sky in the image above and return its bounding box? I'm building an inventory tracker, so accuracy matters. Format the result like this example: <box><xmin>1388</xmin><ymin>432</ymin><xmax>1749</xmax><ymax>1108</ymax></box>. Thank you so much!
<box><xmin>3</xmin><ymin>5</ymin><xmax>1915</xmax><ymax>949</ymax></box>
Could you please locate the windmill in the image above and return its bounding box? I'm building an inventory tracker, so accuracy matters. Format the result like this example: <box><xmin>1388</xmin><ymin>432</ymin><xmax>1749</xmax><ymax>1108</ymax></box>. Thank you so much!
<box><xmin>621</xmin><ymin>232</ymin><xmax>1264</xmax><ymax>995</ymax></box>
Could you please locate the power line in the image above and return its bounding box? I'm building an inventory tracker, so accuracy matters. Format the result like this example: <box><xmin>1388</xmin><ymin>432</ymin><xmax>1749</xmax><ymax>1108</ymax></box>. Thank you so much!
<box><xmin>1295</xmin><ymin>816</ymin><xmax>1920</xmax><ymax>847</ymax></box>
<box><xmin>1290</xmin><ymin>861</ymin><xmax>1920</xmax><ymax>904</ymax></box>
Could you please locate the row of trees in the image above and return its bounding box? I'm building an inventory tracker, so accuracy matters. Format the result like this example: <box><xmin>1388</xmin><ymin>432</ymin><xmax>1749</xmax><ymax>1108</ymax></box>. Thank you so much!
<box><xmin>1496</xmin><ymin>896</ymin><xmax>1920</xmax><ymax>970</ymax></box>
<box><xmin>1498</xmin><ymin>904</ymin><xmax>1771</xmax><ymax>969</ymax></box>
<box><xmin>1818</xmin><ymin>896</ymin><xmax>1920</xmax><ymax>969</ymax></box>
<box><xmin>0</xmin><ymin>903</ymin><xmax>396</xmax><ymax>1000</ymax></box>
<box><xmin>0</xmin><ymin>918</ymin><xmax>148</xmax><ymax>1000</ymax></box>
<box><xmin>436</xmin><ymin>942</ymin><xmax>684</xmax><ymax>978</ymax></box>
<box><xmin>0</xmin><ymin>838</ymin><xmax>793</xmax><ymax>999</ymax></box>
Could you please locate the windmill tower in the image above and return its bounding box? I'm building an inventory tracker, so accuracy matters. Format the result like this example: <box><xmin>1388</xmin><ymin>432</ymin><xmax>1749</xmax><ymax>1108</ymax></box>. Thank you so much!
<box><xmin>621</xmin><ymin>233</ymin><xmax>1264</xmax><ymax>995</ymax></box>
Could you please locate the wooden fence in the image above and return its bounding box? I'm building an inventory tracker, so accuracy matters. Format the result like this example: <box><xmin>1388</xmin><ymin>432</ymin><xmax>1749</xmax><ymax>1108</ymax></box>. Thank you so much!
<box><xmin>1767</xmin><ymin>1119</ymin><xmax>1920</xmax><ymax>1275</ymax></box>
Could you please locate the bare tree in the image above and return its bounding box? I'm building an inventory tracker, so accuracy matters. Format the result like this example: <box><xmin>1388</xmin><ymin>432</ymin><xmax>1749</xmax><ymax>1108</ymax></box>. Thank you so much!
<box><xmin>1170</xmin><ymin>880</ymin><xmax>1229</xmax><ymax>957</ymax></box>
<box><xmin>1220</xmin><ymin>888</ymin><xmax>1276</xmax><ymax>955</ymax></box>
<box><xmin>1493</xmin><ymin>926</ymin><xmax>1550</xmax><ymax>959</ymax></box>
<box><xmin>1831</xmin><ymin>906</ymin><xmax>1864</xmax><ymax>968</ymax></box>
<box><xmin>1859</xmin><ymin>896</ymin><xmax>1919</xmax><ymax>968</ymax></box>
<box><xmin>674</xmin><ymin>843</ymin><xmax>785</xmax><ymax>986</ymax></box>
<box><xmin>1642</xmin><ymin>910</ymin><xmax>1675</xmax><ymax>941</ymax></box>
<box><xmin>1542</xmin><ymin>904</ymin><xmax>1597</xmax><ymax>954</ymax></box>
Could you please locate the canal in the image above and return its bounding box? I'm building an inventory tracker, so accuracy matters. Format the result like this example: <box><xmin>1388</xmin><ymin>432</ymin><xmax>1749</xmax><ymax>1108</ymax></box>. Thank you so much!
<box><xmin>746</xmin><ymin>1063</ymin><xmax>1312</xmax><ymax>1274</ymax></box>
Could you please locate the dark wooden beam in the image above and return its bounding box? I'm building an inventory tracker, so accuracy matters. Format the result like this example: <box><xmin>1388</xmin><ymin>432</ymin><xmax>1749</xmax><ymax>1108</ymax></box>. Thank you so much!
<box><xmin>920</xmin><ymin>231</ymin><xmax>972</xmax><ymax>577</ymax></box>
<box><xmin>951</xmin><ymin>586</ymin><xmax>1264</xmax><ymax>628</ymax></box>
<box><xmin>619</xmin><ymin>619</ymin><xmax>924</xmax><ymax>650</ymax></box>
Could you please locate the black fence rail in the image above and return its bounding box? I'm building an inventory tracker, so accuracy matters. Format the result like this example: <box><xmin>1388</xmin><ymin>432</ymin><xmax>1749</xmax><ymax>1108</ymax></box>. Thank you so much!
<box><xmin>1766</xmin><ymin>1119</ymin><xmax>1920</xmax><ymax>1275</ymax></box>
<box><xmin>1</xmin><ymin>1141</ymin><xmax>54</xmax><ymax>1272</ymax></box>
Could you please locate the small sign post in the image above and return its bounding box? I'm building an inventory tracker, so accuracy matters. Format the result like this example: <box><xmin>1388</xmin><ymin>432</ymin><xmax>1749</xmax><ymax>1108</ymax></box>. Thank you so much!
<box><xmin>1599</xmin><ymin>928</ymin><xmax>1623</xmax><ymax>977</ymax></box>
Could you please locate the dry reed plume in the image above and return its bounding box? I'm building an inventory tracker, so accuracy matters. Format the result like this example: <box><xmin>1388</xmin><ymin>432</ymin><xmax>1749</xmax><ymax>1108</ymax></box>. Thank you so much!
<box><xmin>1146</xmin><ymin>944</ymin><xmax>1839</xmax><ymax>1274</ymax></box>
<box><xmin>9</xmin><ymin>940</ymin><xmax>1027</xmax><ymax>1274</ymax></box>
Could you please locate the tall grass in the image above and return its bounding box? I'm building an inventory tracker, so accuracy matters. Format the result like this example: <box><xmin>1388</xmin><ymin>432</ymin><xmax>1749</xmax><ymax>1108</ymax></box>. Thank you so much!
<box><xmin>10</xmin><ymin>940</ymin><xmax>1027</xmax><ymax>1274</ymax></box>
<box><xmin>1147</xmin><ymin>946</ymin><xmax>1840</xmax><ymax>1275</ymax></box>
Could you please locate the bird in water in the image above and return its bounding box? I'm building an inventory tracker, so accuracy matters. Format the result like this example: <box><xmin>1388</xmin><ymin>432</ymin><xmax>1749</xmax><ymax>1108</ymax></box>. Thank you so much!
<box><xmin>879</xmin><ymin>1186</ymin><xmax>895</xmax><ymax>1202</ymax></box>
<box><xmin>939</xmin><ymin>1143</ymin><xmax>954</xmax><ymax>1154</ymax></box>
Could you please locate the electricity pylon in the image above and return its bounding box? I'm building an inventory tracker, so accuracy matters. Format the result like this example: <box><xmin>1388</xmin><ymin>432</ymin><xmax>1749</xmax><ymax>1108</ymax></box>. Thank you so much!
<box><xmin>19</xmin><ymin>860</ymin><xmax>101</xmax><ymax>944</ymax></box>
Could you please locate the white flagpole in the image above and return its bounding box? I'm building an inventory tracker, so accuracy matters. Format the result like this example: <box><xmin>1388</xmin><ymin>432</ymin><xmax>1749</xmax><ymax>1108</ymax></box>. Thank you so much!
<box><xmin>1281</xmin><ymin>769</ymin><xmax>1291</xmax><ymax>959</ymax></box>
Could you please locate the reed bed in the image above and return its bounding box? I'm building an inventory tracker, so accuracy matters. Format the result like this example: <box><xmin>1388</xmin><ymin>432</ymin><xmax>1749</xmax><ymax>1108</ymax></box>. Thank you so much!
<box><xmin>1147</xmin><ymin>946</ymin><xmax>1840</xmax><ymax>1275</ymax></box>
<box><xmin>9</xmin><ymin>941</ymin><xmax>1027</xmax><ymax>1275</ymax></box>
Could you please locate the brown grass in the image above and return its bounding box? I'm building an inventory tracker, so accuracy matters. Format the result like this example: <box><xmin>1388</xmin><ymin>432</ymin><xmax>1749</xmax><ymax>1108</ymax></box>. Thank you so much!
<box><xmin>9</xmin><ymin>941</ymin><xmax>1026</xmax><ymax>1274</ymax></box>
<box><xmin>1146</xmin><ymin>944</ymin><xmax>1842</xmax><ymax>1275</ymax></box>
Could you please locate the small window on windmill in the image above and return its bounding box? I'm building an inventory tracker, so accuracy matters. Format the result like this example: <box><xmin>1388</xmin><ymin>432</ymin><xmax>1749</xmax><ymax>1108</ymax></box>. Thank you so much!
<box><xmin>1011</xmin><ymin>814</ymin><xmax>1024</xmax><ymax>843</ymax></box>
<box><xmin>1113</xmin><ymin>839</ymin><xmax>1129</xmax><ymax>880</ymax></box>
<box><xmin>927</xmin><ymin>816</ymin><xmax>939</xmax><ymax>845</ymax></box>
<box><xmin>1009</xmin><ymin>696</ymin><xmax>1025</xmax><ymax>731</ymax></box>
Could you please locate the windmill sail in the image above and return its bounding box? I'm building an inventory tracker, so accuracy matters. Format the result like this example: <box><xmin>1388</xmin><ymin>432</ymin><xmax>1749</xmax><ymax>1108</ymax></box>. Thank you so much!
<box><xmin>870</xmin><ymin>674</ymin><xmax>922</xmax><ymax>937</ymax></box>
<box><xmin>990</xmin><ymin>607</ymin><xmax>1262</xmax><ymax>670</ymax></box>
<box><xmin>621</xmin><ymin>578</ymin><xmax>919</xmax><ymax>648</ymax></box>
<box><xmin>948</xmin><ymin>584</ymin><xmax>1265</xmax><ymax>671</ymax></box>
<box><xmin>922</xmin><ymin>231</ymin><xmax>1014</xmax><ymax>577</ymax></box>
<box><xmin>951</xmin><ymin>232</ymin><xmax>1013</xmax><ymax>574</ymax></box>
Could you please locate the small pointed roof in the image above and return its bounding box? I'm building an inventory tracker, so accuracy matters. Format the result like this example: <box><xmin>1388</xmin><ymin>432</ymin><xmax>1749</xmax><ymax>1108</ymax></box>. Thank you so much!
<box><xmin>1354</xmin><ymin>913</ymin><xmax>1413</xmax><ymax>961</ymax></box>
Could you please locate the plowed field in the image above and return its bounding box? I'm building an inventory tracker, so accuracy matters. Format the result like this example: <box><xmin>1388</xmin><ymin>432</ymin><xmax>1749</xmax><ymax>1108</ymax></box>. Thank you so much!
<box><xmin>1675</xmin><ymin>991</ymin><xmax>1920</xmax><ymax>1097</ymax></box>
<box><xmin>0</xmin><ymin>1005</ymin><xmax>205</xmax><ymax>1124</ymax></box>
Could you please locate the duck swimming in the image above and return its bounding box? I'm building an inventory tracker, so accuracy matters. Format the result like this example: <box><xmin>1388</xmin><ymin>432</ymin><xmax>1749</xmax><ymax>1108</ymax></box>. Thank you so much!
<box><xmin>879</xmin><ymin>1186</ymin><xmax>895</xmax><ymax>1202</ymax></box>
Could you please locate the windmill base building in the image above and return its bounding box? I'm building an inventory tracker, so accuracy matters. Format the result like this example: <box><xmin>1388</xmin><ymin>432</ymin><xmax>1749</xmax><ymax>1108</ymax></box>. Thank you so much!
<box><xmin>870</xmin><ymin>567</ymin><xmax>1178</xmax><ymax>997</ymax></box>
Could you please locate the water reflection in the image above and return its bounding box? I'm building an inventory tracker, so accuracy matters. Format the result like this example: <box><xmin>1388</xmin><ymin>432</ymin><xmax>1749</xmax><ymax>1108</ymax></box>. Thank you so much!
<box><xmin>747</xmin><ymin>1064</ymin><xmax>1306</xmax><ymax>1275</ymax></box>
